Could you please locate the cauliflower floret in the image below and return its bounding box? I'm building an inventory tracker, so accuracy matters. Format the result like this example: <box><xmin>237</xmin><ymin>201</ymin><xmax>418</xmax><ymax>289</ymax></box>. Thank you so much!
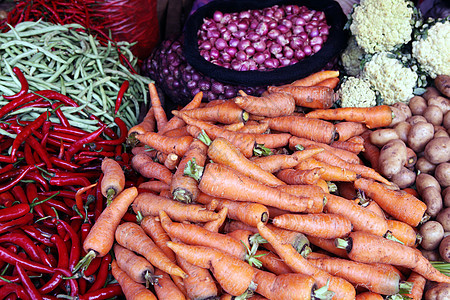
<box><xmin>350</xmin><ymin>0</ymin><xmax>414</xmax><ymax>53</ymax></box>
<box><xmin>339</xmin><ymin>76</ymin><xmax>376</xmax><ymax>107</ymax></box>
<box><xmin>340</xmin><ymin>36</ymin><xmax>366</xmax><ymax>76</ymax></box>
<box><xmin>412</xmin><ymin>20</ymin><xmax>450</xmax><ymax>78</ymax></box>
<box><xmin>361</xmin><ymin>52</ymin><xmax>418</xmax><ymax>105</ymax></box>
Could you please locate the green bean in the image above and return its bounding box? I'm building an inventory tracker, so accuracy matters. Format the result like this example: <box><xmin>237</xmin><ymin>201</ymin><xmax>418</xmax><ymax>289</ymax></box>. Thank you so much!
<box><xmin>0</xmin><ymin>84</ymin><xmax>15</xmax><ymax>96</ymax></box>
<box><xmin>0</xmin><ymin>128</ymin><xmax>17</xmax><ymax>139</ymax></box>
<box><xmin>1</xmin><ymin>41</ymin><xmax>67</xmax><ymax>64</ymax></box>
<box><xmin>8</xmin><ymin>49</ymin><xmax>40</xmax><ymax>67</ymax></box>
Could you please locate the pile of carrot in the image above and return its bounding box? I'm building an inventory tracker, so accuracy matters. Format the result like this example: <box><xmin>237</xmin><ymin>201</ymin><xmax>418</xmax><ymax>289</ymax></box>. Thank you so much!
<box><xmin>79</xmin><ymin>71</ymin><xmax>450</xmax><ymax>300</ymax></box>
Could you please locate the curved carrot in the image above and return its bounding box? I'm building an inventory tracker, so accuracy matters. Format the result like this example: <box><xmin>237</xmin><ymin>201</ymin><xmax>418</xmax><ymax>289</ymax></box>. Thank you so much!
<box><xmin>334</xmin><ymin>121</ymin><xmax>368</xmax><ymax>142</ymax></box>
<box><xmin>314</xmin><ymin>77</ymin><xmax>340</xmax><ymax>89</ymax></box>
<box><xmin>268</xmin><ymin>85</ymin><xmax>337</xmax><ymax>109</ymax></box>
<box><xmin>295</xmin><ymin>157</ymin><xmax>359</xmax><ymax>182</ymax></box>
<box><xmin>203</xmin><ymin>207</ymin><xmax>228</xmax><ymax>232</ymax></box>
<box><xmin>237</xmin><ymin>121</ymin><xmax>269</xmax><ymax>134</ymax></box>
<box><xmin>355</xmin><ymin>292</ymin><xmax>384</xmax><ymax>300</ymax></box>
<box><xmin>307</xmin><ymin>236</ymin><xmax>349</xmax><ymax>258</ymax></box>
<box><xmin>224</xmin><ymin>122</ymin><xmax>245</xmax><ymax>131</ymax></box>
<box><xmin>111</xmin><ymin>260</ymin><xmax>157</xmax><ymax>300</ymax></box>
<box><xmin>115</xmin><ymin>222</ymin><xmax>187</xmax><ymax>279</ymax></box>
<box><xmin>404</xmin><ymin>272</ymin><xmax>426</xmax><ymax>300</ymax></box>
<box><xmin>127</xmin><ymin>107</ymin><xmax>155</xmax><ymax>145</ymax></box>
<box><xmin>138</xmin><ymin>180</ymin><xmax>170</xmax><ymax>193</ymax></box>
<box><xmin>162</xmin><ymin>126</ymin><xmax>190</xmax><ymax>137</ymax></box>
<box><xmin>136</xmin><ymin>132</ymin><xmax>193</xmax><ymax>157</ymax></box>
<box><xmin>305</xmin><ymin>105</ymin><xmax>394</xmax><ymax>129</ymax></box>
<box><xmin>255</xmin><ymin>250</ymin><xmax>292</xmax><ymax>275</ymax></box>
<box><xmin>289</xmin><ymin>70</ymin><xmax>340</xmax><ymax>87</ymax></box>
<box><xmin>330</xmin><ymin>139</ymin><xmax>365</xmax><ymax>154</ymax></box>
<box><xmin>131</xmin><ymin>153</ymin><xmax>173</xmax><ymax>185</ymax></box>
<box><xmin>360</xmin><ymin>130</ymin><xmax>380</xmax><ymax>171</ymax></box>
<box><xmin>153</xmin><ymin>268</ymin><xmax>186</xmax><ymax>300</ymax></box>
<box><xmin>140</xmin><ymin>216</ymin><xmax>176</xmax><ymax>263</ymax></box>
<box><xmin>253</xmin><ymin>133</ymin><xmax>292</xmax><ymax>149</ymax></box>
<box><xmin>148</xmin><ymin>83</ymin><xmax>168</xmax><ymax>131</ymax></box>
<box><xmin>386</xmin><ymin>219</ymin><xmax>421</xmax><ymax>247</ymax></box>
<box><xmin>234</xmin><ymin>92</ymin><xmax>295</xmax><ymax>117</ymax></box>
<box><xmin>101</xmin><ymin>157</ymin><xmax>125</xmax><ymax>205</ymax></box>
<box><xmin>263</xmin><ymin>224</ymin><xmax>312</xmax><ymax>256</ymax></box>
<box><xmin>180</xmin><ymin>100</ymin><xmax>249</xmax><ymax>124</ymax></box>
<box><xmin>354</xmin><ymin>178</ymin><xmax>427</xmax><ymax>227</ymax></box>
<box><xmin>276</xmin><ymin>167</ymin><xmax>325</xmax><ymax>185</ymax></box>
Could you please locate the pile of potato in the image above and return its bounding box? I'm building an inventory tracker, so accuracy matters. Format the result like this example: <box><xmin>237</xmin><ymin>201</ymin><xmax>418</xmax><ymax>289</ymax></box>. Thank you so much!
<box><xmin>369</xmin><ymin>75</ymin><xmax>450</xmax><ymax>264</ymax></box>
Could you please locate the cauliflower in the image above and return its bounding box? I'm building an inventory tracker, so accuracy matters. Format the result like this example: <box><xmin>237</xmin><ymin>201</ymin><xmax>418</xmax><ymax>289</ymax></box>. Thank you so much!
<box><xmin>361</xmin><ymin>52</ymin><xmax>418</xmax><ymax>105</ymax></box>
<box><xmin>340</xmin><ymin>36</ymin><xmax>366</xmax><ymax>76</ymax></box>
<box><xmin>412</xmin><ymin>19</ymin><xmax>450</xmax><ymax>78</ymax></box>
<box><xmin>338</xmin><ymin>76</ymin><xmax>376</xmax><ymax>107</ymax></box>
<box><xmin>349</xmin><ymin>0</ymin><xmax>415</xmax><ymax>53</ymax></box>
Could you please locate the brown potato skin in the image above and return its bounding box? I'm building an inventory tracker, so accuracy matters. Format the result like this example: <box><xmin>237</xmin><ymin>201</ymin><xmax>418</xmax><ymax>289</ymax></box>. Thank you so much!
<box><xmin>409</xmin><ymin>95</ymin><xmax>428</xmax><ymax>115</ymax></box>
<box><xmin>424</xmin><ymin>136</ymin><xmax>450</xmax><ymax>164</ymax></box>
<box><xmin>393</xmin><ymin>121</ymin><xmax>411</xmax><ymax>143</ymax></box>
<box><xmin>420</xmin><ymin>248</ymin><xmax>441</xmax><ymax>261</ymax></box>
<box><xmin>423</xmin><ymin>105</ymin><xmax>444</xmax><ymax>126</ymax></box>
<box><xmin>369</xmin><ymin>128</ymin><xmax>400</xmax><ymax>148</ymax></box>
<box><xmin>435</xmin><ymin>162</ymin><xmax>450</xmax><ymax>188</ymax></box>
<box><xmin>422</xmin><ymin>86</ymin><xmax>441</xmax><ymax>101</ymax></box>
<box><xmin>390</xmin><ymin>103</ymin><xmax>411</xmax><ymax>127</ymax></box>
<box><xmin>419</xmin><ymin>220</ymin><xmax>444</xmax><ymax>251</ymax></box>
<box><xmin>444</xmin><ymin>187</ymin><xmax>450</xmax><ymax>207</ymax></box>
<box><xmin>390</xmin><ymin>166</ymin><xmax>416</xmax><ymax>189</ymax></box>
<box><xmin>435</xmin><ymin>74</ymin><xmax>450</xmax><ymax>98</ymax></box>
<box><xmin>434</xmin><ymin>126</ymin><xmax>450</xmax><ymax>138</ymax></box>
<box><xmin>425</xmin><ymin>282</ymin><xmax>450</xmax><ymax>299</ymax></box>
<box><xmin>436</xmin><ymin>207</ymin><xmax>450</xmax><ymax>232</ymax></box>
<box><xmin>378</xmin><ymin>139</ymin><xmax>408</xmax><ymax>178</ymax></box>
<box><xmin>428</xmin><ymin>96</ymin><xmax>450</xmax><ymax>114</ymax></box>
<box><xmin>439</xmin><ymin>236</ymin><xmax>450</xmax><ymax>263</ymax></box>
<box><xmin>444</xmin><ymin>111</ymin><xmax>450</xmax><ymax>130</ymax></box>
<box><xmin>421</xmin><ymin>186</ymin><xmax>443</xmax><ymax>218</ymax></box>
<box><xmin>416</xmin><ymin>156</ymin><xmax>436</xmax><ymax>174</ymax></box>
<box><xmin>407</xmin><ymin>115</ymin><xmax>428</xmax><ymax>126</ymax></box>
<box><xmin>407</xmin><ymin>122</ymin><xmax>435</xmax><ymax>152</ymax></box>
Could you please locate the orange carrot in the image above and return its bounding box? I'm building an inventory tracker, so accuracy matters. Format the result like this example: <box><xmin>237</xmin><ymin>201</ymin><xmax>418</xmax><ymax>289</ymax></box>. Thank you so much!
<box><xmin>237</xmin><ymin>121</ymin><xmax>269</xmax><ymax>134</ymax></box>
<box><xmin>335</xmin><ymin>231</ymin><xmax>450</xmax><ymax>283</ymax></box>
<box><xmin>386</xmin><ymin>219</ymin><xmax>421</xmax><ymax>247</ymax></box>
<box><xmin>132</xmin><ymin>192</ymin><xmax>219</xmax><ymax>223</ymax></box>
<box><xmin>272</xmin><ymin>213</ymin><xmax>353</xmax><ymax>239</ymax></box>
<box><xmin>362</xmin><ymin>201</ymin><xmax>387</xmax><ymax>220</ymax></box>
<box><xmin>74</xmin><ymin>187</ymin><xmax>138</xmax><ymax>273</ymax></box>
<box><xmin>355</xmin><ymin>292</ymin><xmax>384</xmax><ymax>300</ymax></box>
<box><xmin>180</xmin><ymin>100</ymin><xmax>249</xmax><ymax>124</ymax></box>
<box><xmin>163</xmin><ymin>153</ymin><xmax>180</xmax><ymax>171</ymax></box>
<box><xmin>360</xmin><ymin>130</ymin><xmax>380</xmax><ymax>171</ymax></box>
<box><xmin>330</xmin><ymin>139</ymin><xmax>365</xmax><ymax>154</ymax></box>
<box><xmin>315</xmin><ymin>179</ymin><xmax>331</xmax><ymax>193</ymax></box>
<box><xmin>148</xmin><ymin>83</ymin><xmax>168</xmax><ymax>131</ymax></box>
<box><xmin>115</xmin><ymin>222</ymin><xmax>187</xmax><ymax>278</ymax></box>
<box><xmin>166</xmin><ymin>241</ymin><xmax>256</xmax><ymax>297</ymax></box>
<box><xmin>234</xmin><ymin>92</ymin><xmax>295</xmax><ymax>117</ymax></box>
<box><xmin>275</xmin><ymin>184</ymin><xmax>326</xmax><ymax>205</ymax></box>
<box><xmin>354</xmin><ymin>178</ymin><xmax>427</xmax><ymax>227</ymax></box>
<box><xmin>289</xmin><ymin>70</ymin><xmax>340</xmax><ymax>87</ymax></box>
<box><xmin>335</xmin><ymin>182</ymin><xmax>357</xmax><ymax>200</ymax></box>
<box><xmin>255</xmin><ymin>250</ymin><xmax>292</xmax><ymax>275</ymax></box>
<box><xmin>131</xmin><ymin>153</ymin><xmax>173</xmax><ymax>185</ymax></box>
<box><xmin>262</xmin><ymin>115</ymin><xmax>337</xmax><ymax>144</ymax></box>
<box><xmin>162</xmin><ymin>126</ymin><xmax>190</xmax><ymax>137</ymax></box>
<box><xmin>404</xmin><ymin>272</ymin><xmax>426</xmax><ymax>300</ymax></box>
<box><xmin>263</xmin><ymin>224</ymin><xmax>312</xmax><ymax>256</ymax></box>
<box><xmin>256</xmin><ymin>222</ymin><xmax>356</xmax><ymax>300</ymax></box>
<box><xmin>100</xmin><ymin>157</ymin><xmax>125</xmax><ymax>205</ymax></box>
<box><xmin>267</xmin><ymin>85</ymin><xmax>337</xmax><ymax>109</ymax></box>
<box><xmin>127</xmin><ymin>107</ymin><xmax>155</xmax><ymax>145</ymax></box>
<box><xmin>307</xmin><ymin>236</ymin><xmax>349</xmax><ymax>258</ymax></box>
<box><xmin>253</xmin><ymin>132</ymin><xmax>292</xmax><ymax>149</ymax></box>
<box><xmin>314</xmin><ymin>77</ymin><xmax>340</xmax><ymax>89</ymax></box>
<box><xmin>206</xmin><ymin>137</ymin><xmax>286</xmax><ymax>187</ymax></box>
<box><xmin>113</xmin><ymin>243</ymin><xmax>159</xmax><ymax>286</ymax></box>
<box><xmin>334</xmin><ymin>121</ymin><xmax>368</xmax><ymax>142</ymax></box>
<box><xmin>196</xmin><ymin>163</ymin><xmax>324</xmax><ymax>213</ymax></box>
<box><xmin>276</xmin><ymin>167</ymin><xmax>325</xmax><ymax>185</ymax></box>
<box><xmin>140</xmin><ymin>216</ymin><xmax>176</xmax><ymax>263</ymax></box>
<box><xmin>136</xmin><ymin>132</ymin><xmax>193</xmax><ymax>157</ymax></box>
<box><xmin>223</xmin><ymin>122</ymin><xmax>245</xmax><ymax>131</ymax></box>
<box><xmin>153</xmin><ymin>268</ymin><xmax>187</xmax><ymax>300</ymax></box>
<box><xmin>203</xmin><ymin>207</ymin><xmax>228</xmax><ymax>232</ymax></box>
<box><xmin>111</xmin><ymin>260</ymin><xmax>157</xmax><ymax>300</ymax></box>
<box><xmin>305</xmin><ymin>105</ymin><xmax>394</xmax><ymax>129</ymax></box>
<box><xmin>295</xmin><ymin>157</ymin><xmax>359</xmax><ymax>182</ymax></box>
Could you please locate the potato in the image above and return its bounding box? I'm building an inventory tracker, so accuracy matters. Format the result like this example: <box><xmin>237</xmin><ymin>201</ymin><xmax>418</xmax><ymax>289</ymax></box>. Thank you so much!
<box><xmin>420</xmin><ymin>220</ymin><xmax>444</xmax><ymax>250</ymax></box>
<box><xmin>378</xmin><ymin>139</ymin><xmax>407</xmax><ymax>178</ymax></box>
<box><xmin>425</xmin><ymin>282</ymin><xmax>450</xmax><ymax>300</ymax></box>
<box><xmin>407</xmin><ymin>121</ymin><xmax>434</xmax><ymax>152</ymax></box>
<box><xmin>435</xmin><ymin>74</ymin><xmax>450</xmax><ymax>98</ymax></box>
<box><xmin>390</xmin><ymin>102</ymin><xmax>411</xmax><ymax>127</ymax></box>
<box><xmin>416</xmin><ymin>173</ymin><xmax>442</xmax><ymax>194</ymax></box>
<box><xmin>415</xmin><ymin>156</ymin><xmax>436</xmax><ymax>174</ymax></box>
<box><xmin>434</xmin><ymin>126</ymin><xmax>450</xmax><ymax>138</ymax></box>
<box><xmin>428</xmin><ymin>96</ymin><xmax>450</xmax><ymax>114</ymax></box>
<box><xmin>393</xmin><ymin>121</ymin><xmax>411</xmax><ymax>143</ymax></box>
<box><xmin>423</xmin><ymin>86</ymin><xmax>441</xmax><ymax>101</ymax></box>
<box><xmin>444</xmin><ymin>187</ymin><xmax>450</xmax><ymax>207</ymax></box>
<box><xmin>423</xmin><ymin>105</ymin><xmax>444</xmax><ymax>126</ymax></box>
<box><xmin>407</xmin><ymin>115</ymin><xmax>428</xmax><ymax>126</ymax></box>
<box><xmin>424</xmin><ymin>136</ymin><xmax>450</xmax><ymax>164</ymax></box>
<box><xmin>439</xmin><ymin>235</ymin><xmax>450</xmax><ymax>263</ymax></box>
<box><xmin>409</xmin><ymin>95</ymin><xmax>428</xmax><ymax>115</ymax></box>
<box><xmin>369</xmin><ymin>128</ymin><xmax>399</xmax><ymax>148</ymax></box>
<box><xmin>421</xmin><ymin>186</ymin><xmax>444</xmax><ymax>218</ymax></box>
<box><xmin>437</xmin><ymin>208</ymin><xmax>450</xmax><ymax>232</ymax></box>
<box><xmin>420</xmin><ymin>248</ymin><xmax>441</xmax><ymax>261</ymax></box>
<box><xmin>435</xmin><ymin>162</ymin><xmax>450</xmax><ymax>188</ymax></box>
<box><xmin>444</xmin><ymin>111</ymin><xmax>450</xmax><ymax>130</ymax></box>
<box><xmin>390</xmin><ymin>166</ymin><xmax>416</xmax><ymax>189</ymax></box>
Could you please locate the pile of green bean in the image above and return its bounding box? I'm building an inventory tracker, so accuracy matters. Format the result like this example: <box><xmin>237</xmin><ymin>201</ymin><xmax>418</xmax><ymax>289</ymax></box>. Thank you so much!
<box><xmin>0</xmin><ymin>20</ymin><xmax>153</xmax><ymax>131</ymax></box>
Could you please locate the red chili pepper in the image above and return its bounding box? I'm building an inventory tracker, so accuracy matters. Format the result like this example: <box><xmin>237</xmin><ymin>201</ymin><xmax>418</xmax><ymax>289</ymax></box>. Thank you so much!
<box><xmin>21</xmin><ymin>226</ymin><xmax>53</xmax><ymax>247</ymax></box>
<box><xmin>0</xmin><ymin>213</ymin><xmax>34</xmax><ymax>235</ymax></box>
<box><xmin>76</xmin><ymin>151</ymin><xmax>115</xmax><ymax>157</ymax></box>
<box><xmin>10</xmin><ymin>186</ymin><xmax>27</xmax><ymax>205</ymax></box>
<box><xmin>48</xmin><ymin>131</ymin><xmax>80</xmax><ymax>143</ymax></box>
<box><xmin>49</xmin><ymin>176</ymin><xmax>91</xmax><ymax>187</ymax></box>
<box><xmin>0</xmin><ymin>283</ymin><xmax>31</xmax><ymax>300</ymax></box>
<box><xmin>82</xmin><ymin>256</ymin><xmax>102</xmax><ymax>277</ymax></box>
<box><xmin>0</xmin><ymin>165</ymin><xmax>14</xmax><ymax>177</ymax></box>
<box><xmin>2</xmin><ymin>68</ymin><xmax>29</xmax><ymax>101</ymax></box>
<box><xmin>78</xmin><ymin>283</ymin><xmax>123</xmax><ymax>300</ymax></box>
<box><xmin>0</xmin><ymin>245</ymin><xmax>55</xmax><ymax>273</ymax></box>
<box><xmin>51</xmin><ymin>124</ymin><xmax>89</xmax><ymax>136</ymax></box>
<box><xmin>0</xmin><ymin>191</ymin><xmax>15</xmax><ymax>207</ymax></box>
<box><xmin>25</xmin><ymin>183</ymin><xmax>45</xmax><ymax>219</ymax></box>
<box><xmin>94</xmin><ymin>174</ymin><xmax>104</xmax><ymax>221</ymax></box>
<box><xmin>25</xmin><ymin>136</ymin><xmax>52</xmax><ymax>169</ymax></box>
<box><xmin>0</xmin><ymin>155</ymin><xmax>15</xmax><ymax>164</ymax></box>
<box><xmin>114</xmin><ymin>80</ymin><xmax>129</xmax><ymax>115</ymax></box>
<box><xmin>96</xmin><ymin>117</ymin><xmax>127</xmax><ymax>146</ymax></box>
<box><xmin>23</xmin><ymin>143</ymin><xmax>36</xmax><ymax>165</ymax></box>
<box><xmin>53</xmin><ymin>219</ymin><xmax>80</xmax><ymax>272</ymax></box>
<box><xmin>39</xmin><ymin>190</ymin><xmax>76</xmax><ymax>199</ymax></box>
<box><xmin>75</xmin><ymin>183</ymin><xmax>97</xmax><ymax>220</ymax></box>
<box><xmin>23</xmin><ymin>171</ymin><xmax>50</xmax><ymax>192</ymax></box>
<box><xmin>65</xmin><ymin>125</ymin><xmax>106</xmax><ymax>161</ymax></box>
<box><xmin>92</xmin><ymin>117</ymin><xmax>117</xmax><ymax>140</ymax></box>
<box><xmin>16</xmin><ymin>263</ymin><xmax>43</xmax><ymax>300</ymax></box>
<box><xmin>86</xmin><ymin>254</ymin><xmax>112</xmax><ymax>293</ymax></box>
<box><xmin>40</xmin><ymin>197</ymin><xmax>73</xmax><ymax>216</ymax></box>
<box><xmin>33</xmin><ymin>90</ymin><xmax>78</xmax><ymax>108</ymax></box>
<box><xmin>49</xmin><ymin>156</ymin><xmax>80</xmax><ymax>171</ymax></box>
<box><xmin>51</xmin><ymin>102</ymin><xmax>70</xmax><ymax>127</ymax></box>
<box><xmin>52</xmin><ymin>267</ymin><xmax>79</xmax><ymax>297</ymax></box>
<box><xmin>0</xmin><ymin>232</ymin><xmax>43</xmax><ymax>264</ymax></box>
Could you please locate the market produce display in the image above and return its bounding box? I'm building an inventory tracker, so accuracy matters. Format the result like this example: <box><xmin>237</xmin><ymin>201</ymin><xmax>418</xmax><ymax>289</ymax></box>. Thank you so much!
<box><xmin>0</xmin><ymin>0</ymin><xmax>450</xmax><ymax>299</ymax></box>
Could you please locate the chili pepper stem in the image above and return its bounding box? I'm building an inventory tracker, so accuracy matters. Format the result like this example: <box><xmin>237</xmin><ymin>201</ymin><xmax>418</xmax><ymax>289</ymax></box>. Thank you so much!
<box><xmin>72</xmin><ymin>249</ymin><xmax>97</xmax><ymax>274</ymax></box>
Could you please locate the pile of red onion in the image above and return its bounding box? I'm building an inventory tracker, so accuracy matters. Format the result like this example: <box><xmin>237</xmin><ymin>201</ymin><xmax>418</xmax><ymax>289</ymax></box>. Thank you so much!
<box><xmin>197</xmin><ymin>4</ymin><xmax>330</xmax><ymax>71</ymax></box>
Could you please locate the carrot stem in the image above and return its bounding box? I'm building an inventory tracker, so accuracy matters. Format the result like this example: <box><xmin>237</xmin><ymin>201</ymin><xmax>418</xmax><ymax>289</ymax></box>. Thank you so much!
<box><xmin>312</xmin><ymin>279</ymin><xmax>335</xmax><ymax>300</ymax></box>
<box><xmin>183</xmin><ymin>158</ymin><xmax>204</xmax><ymax>182</ymax></box>
<box><xmin>253</xmin><ymin>143</ymin><xmax>273</xmax><ymax>157</ymax></box>
<box><xmin>430</xmin><ymin>261</ymin><xmax>450</xmax><ymax>276</ymax></box>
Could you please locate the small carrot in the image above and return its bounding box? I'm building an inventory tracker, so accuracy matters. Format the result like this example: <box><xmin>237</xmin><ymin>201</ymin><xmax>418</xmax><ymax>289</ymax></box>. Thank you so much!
<box><xmin>305</xmin><ymin>105</ymin><xmax>394</xmax><ymax>129</ymax></box>
<box><xmin>234</xmin><ymin>92</ymin><xmax>295</xmax><ymax>117</ymax></box>
<box><xmin>335</xmin><ymin>231</ymin><xmax>450</xmax><ymax>283</ymax></box>
<box><xmin>223</xmin><ymin>122</ymin><xmax>245</xmax><ymax>131</ymax></box>
<box><xmin>74</xmin><ymin>187</ymin><xmax>138</xmax><ymax>273</ymax></box>
<box><xmin>355</xmin><ymin>292</ymin><xmax>384</xmax><ymax>300</ymax></box>
<box><xmin>289</xmin><ymin>70</ymin><xmax>340</xmax><ymax>87</ymax></box>
<box><xmin>307</xmin><ymin>235</ymin><xmax>349</xmax><ymax>258</ymax></box>
<box><xmin>131</xmin><ymin>153</ymin><xmax>173</xmax><ymax>185</ymax></box>
<box><xmin>111</xmin><ymin>260</ymin><xmax>157</xmax><ymax>300</ymax></box>
<box><xmin>276</xmin><ymin>167</ymin><xmax>325</xmax><ymax>185</ymax></box>
<box><xmin>166</xmin><ymin>241</ymin><xmax>256</xmax><ymax>297</ymax></box>
<box><xmin>255</xmin><ymin>250</ymin><xmax>292</xmax><ymax>275</ymax></box>
<box><xmin>203</xmin><ymin>206</ymin><xmax>228</xmax><ymax>232</ymax></box>
<box><xmin>127</xmin><ymin>107</ymin><xmax>155</xmax><ymax>144</ymax></box>
<box><xmin>101</xmin><ymin>157</ymin><xmax>125</xmax><ymax>205</ymax></box>
<box><xmin>334</xmin><ymin>121</ymin><xmax>368</xmax><ymax>142</ymax></box>
<box><xmin>360</xmin><ymin>130</ymin><xmax>380</xmax><ymax>171</ymax></box>
<box><xmin>237</xmin><ymin>121</ymin><xmax>269</xmax><ymax>134</ymax></box>
<box><xmin>272</xmin><ymin>213</ymin><xmax>353</xmax><ymax>239</ymax></box>
<box><xmin>162</xmin><ymin>126</ymin><xmax>190</xmax><ymax>137</ymax></box>
<box><xmin>314</xmin><ymin>77</ymin><xmax>340</xmax><ymax>89</ymax></box>
<box><xmin>138</xmin><ymin>180</ymin><xmax>170</xmax><ymax>193</ymax></box>
<box><xmin>267</xmin><ymin>85</ymin><xmax>337</xmax><ymax>109</ymax></box>
<box><xmin>132</xmin><ymin>192</ymin><xmax>220</xmax><ymax>223</ymax></box>
<box><xmin>253</xmin><ymin>132</ymin><xmax>292</xmax><ymax>149</ymax></box>
<box><xmin>264</xmin><ymin>223</ymin><xmax>312</xmax><ymax>256</ymax></box>
<box><xmin>136</xmin><ymin>132</ymin><xmax>193</xmax><ymax>157</ymax></box>
<box><xmin>331</xmin><ymin>136</ymin><xmax>365</xmax><ymax>154</ymax></box>
<box><xmin>181</xmin><ymin>100</ymin><xmax>249</xmax><ymax>124</ymax></box>
<box><xmin>140</xmin><ymin>216</ymin><xmax>176</xmax><ymax>263</ymax></box>
<box><xmin>404</xmin><ymin>272</ymin><xmax>426</xmax><ymax>300</ymax></box>
<box><xmin>163</xmin><ymin>153</ymin><xmax>180</xmax><ymax>171</ymax></box>
<box><xmin>113</xmin><ymin>243</ymin><xmax>159</xmax><ymax>287</ymax></box>
<box><xmin>295</xmin><ymin>157</ymin><xmax>359</xmax><ymax>182</ymax></box>
<box><xmin>386</xmin><ymin>219</ymin><xmax>421</xmax><ymax>247</ymax></box>
<box><xmin>115</xmin><ymin>222</ymin><xmax>187</xmax><ymax>278</ymax></box>
<box><xmin>262</xmin><ymin>115</ymin><xmax>337</xmax><ymax>144</ymax></box>
<box><xmin>149</xmin><ymin>83</ymin><xmax>168</xmax><ymax>131</ymax></box>
<box><xmin>354</xmin><ymin>178</ymin><xmax>427</xmax><ymax>227</ymax></box>
<box><xmin>153</xmin><ymin>268</ymin><xmax>187</xmax><ymax>300</ymax></box>
<box><xmin>257</xmin><ymin>222</ymin><xmax>356</xmax><ymax>300</ymax></box>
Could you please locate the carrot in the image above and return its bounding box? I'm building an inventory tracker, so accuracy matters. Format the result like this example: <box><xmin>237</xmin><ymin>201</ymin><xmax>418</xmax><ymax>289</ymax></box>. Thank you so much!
<box><xmin>272</xmin><ymin>213</ymin><xmax>353</xmax><ymax>239</ymax></box>
<box><xmin>205</xmin><ymin>137</ymin><xmax>286</xmax><ymax>187</ymax></box>
<box><xmin>276</xmin><ymin>167</ymin><xmax>325</xmax><ymax>185</ymax></box>
<box><xmin>354</xmin><ymin>178</ymin><xmax>427</xmax><ymax>227</ymax></box>
<box><xmin>334</xmin><ymin>121</ymin><xmax>368</xmax><ymax>142</ymax></box>
<box><xmin>360</xmin><ymin>130</ymin><xmax>380</xmax><ymax>171</ymax></box>
<box><xmin>237</xmin><ymin>121</ymin><xmax>269</xmax><ymax>134</ymax></box>
<box><xmin>180</xmin><ymin>100</ymin><xmax>249</xmax><ymax>124</ymax></box>
<box><xmin>153</xmin><ymin>268</ymin><xmax>187</xmax><ymax>300</ymax></box>
<box><xmin>203</xmin><ymin>206</ymin><xmax>228</xmax><ymax>232</ymax></box>
<box><xmin>170</xmin><ymin>136</ymin><xmax>209</xmax><ymax>203</ymax></box>
<box><xmin>335</xmin><ymin>231</ymin><xmax>450</xmax><ymax>283</ymax></box>
<box><xmin>140</xmin><ymin>216</ymin><xmax>176</xmax><ymax>263</ymax></box>
<box><xmin>115</xmin><ymin>222</ymin><xmax>187</xmax><ymax>278</ymax></box>
<box><xmin>132</xmin><ymin>192</ymin><xmax>220</xmax><ymax>223</ymax></box>
<box><xmin>222</xmin><ymin>219</ymin><xmax>258</xmax><ymax>234</ymax></box>
<box><xmin>149</xmin><ymin>83</ymin><xmax>168</xmax><ymax>131</ymax></box>
<box><xmin>289</xmin><ymin>70</ymin><xmax>340</xmax><ymax>87</ymax></box>
<box><xmin>162</xmin><ymin>126</ymin><xmax>190</xmax><ymax>137</ymax></box>
<box><xmin>100</xmin><ymin>158</ymin><xmax>125</xmax><ymax>205</ymax></box>
<box><xmin>403</xmin><ymin>187</ymin><xmax>419</xmax><ymax>197</ymax></box>
<box><xmin>264</xmin><ymin>224</ymin><xmax>312</xmax><ymax>256</ymax></box>
<box><xmin>295</xmin><ymin>157</ymin><xmax>359</xmax><ymax>182</ymax></box>
<box><xmin>267</xmin><ymin>85</ymin><xmax>337</xmax><ymax>109</ymax></box>
<box><xmin>223</xmin><ymin>122</ymin><xmax>245</xmax><ymax>131</ymax></box>
<box><xmin>314</xmin><ymin>77</ymin><xmax>340</xmax><ymax>89</ymax></box>
<box><xmin>252</xmin><ymin>267</ymin><xmax>322</xmax><ymax>300</ymax></box>
<box><xmin>163</xmin><ymin>153</ymin><xmax>179</xmax><ymax>171</ymax></box>
<box><xmin>262</xmin><ymin>115</ymin><xmax>337</xmax><ymax>144</ymax></box>
<box><xmin>335</xmin><ymin>182</ymin><xmax>358</xmax><ymax>200</ymax></box>
<box><xmin>362</xmin><ymin>201</ymin><xmax>387</xmax><ymax>220</ymax></box>
<box><xmin>306</xmin><ymin>256</ymin><xmax>412</xmax><ymax>295</ymax></box>
<box><xmin>113</xmin><ymin>243</ymin><xmax>159</xmax><ymax>286</ymax></box>
<box><xmin>324</xmin><ymin>193</ymin><xmax>389</xmax><ymax>237</ymax></box>
<box><xmin>166</xmin><ymin>241</ymin><xmax>256</xmax><ymax>297</ymax></box>
<box><xmin>255</xmin><ymin>250</ymin><xmax>292</xmax><ymax>275</ymax></box>
<box><xmin>404</xmin><ymin>272</ymin><xmax>426</xmax><ymax>300</ymax></box>
<box><xmin>233</xmin><ymin>92</ymin><xmax>295</xmax><ymax>117</ymax></box>
<box><xmin>159</xmin><ymin>91</ymin><xmax>203</xmax><ymax>135</ymax></box>
<box><xmin>330</xmin><ymin>139</ymin><xmax>365</xmax><ymax>154</ymax></box>
<box><xmin>196</xmin><ymin>163</ymin><xmax>324</xmax><ymax>213</ymax></box>
<box><xmin>307</xmin><ymin>236</ymin><xmax>349</xmax><ymax>258</ymax></box>
<box><xmin>275</xmin><ymin>184</ymin><xmax>326</xmax><ymax>204</ymax></box>
<box><xmin>136</xmin><ymin>132</ymin><xmax>193</xmax><ymax>157</ymax></box>
<box><xmin>256</xmin><ymin>222</ymin><xmax>356</xmax><ymax>300</ymax></box>
<box><xmin>198</xmin><ymin>194</ymin><xmax>269</xmax><ymax>227</ymax></box>
<box><xmin>127</xmin><ymin>107</ymin><xmax>155</xmax><ymax>146</ymax></box>
<box><xmin>315</xmin><ymin>179</ymin><xmax>331</xmax><ymax>193</ymax></box>
<box><xmin>305</xmin><ymin>105</ymin><xmax>394</xmax><ymax>129</ymax></box>
<box><xmin>74</xmin><ymin>187</ymin><xmax>138</xmax><ymax>273</ymax></box>
<box><xmin>131</xmin><ymin>153</ymin><xmax>173</xmax><ymax>185</ymax></box>
<box><xmin>111</xmin><ymin>260</ymin><xmax>157</xmax><ymax>300</ymax></box>
<box><xmin>355</xmin><ymin>292</ymin><xmax>384</xmax><ymax>300</ymax></box>
<box><xmin>386</xmin><ymin>219</ymin><xmax>421</xmax><ymax>247</ymax></box>
<box><xmin>253</xmin><ymin>132</ymin><xmax>292</xmax><ymax>149</ymax></box>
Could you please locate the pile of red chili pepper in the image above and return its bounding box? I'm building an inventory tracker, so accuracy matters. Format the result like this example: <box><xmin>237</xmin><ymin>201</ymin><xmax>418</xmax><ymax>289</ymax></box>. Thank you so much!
<box><xmin>0</xmin><ymin>67</ymin><xmax>141</xmax><ymax>299</ymax></box>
